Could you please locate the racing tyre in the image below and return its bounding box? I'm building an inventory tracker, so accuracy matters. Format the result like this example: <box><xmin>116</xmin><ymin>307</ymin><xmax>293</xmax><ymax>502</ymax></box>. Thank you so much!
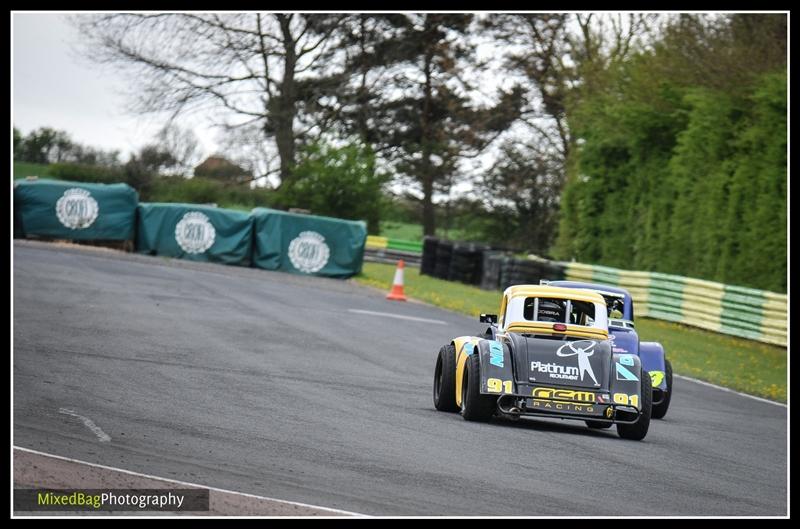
<box><xmin>434</xmin><ymin>345</ymin><xmax>459</xmax><ymax>412</ymax></box>
<box><xmin>461</xmin><ymin>353</ymin><xmax>496</xmax><ymax>422</ymax></box>
<box><xmin>616</xmin><ymin>369</ymin><xmax>652</xmax><ymax>441</ymax></box>
<box><xmin>585</xmin><ymin>420</ymin><xmax>612</xmax><ymax>429</ymax></box>
<box><xmin>651</xmin><ymin>359</ymin><xmax>673</xmax><ymax>419</ymax></box>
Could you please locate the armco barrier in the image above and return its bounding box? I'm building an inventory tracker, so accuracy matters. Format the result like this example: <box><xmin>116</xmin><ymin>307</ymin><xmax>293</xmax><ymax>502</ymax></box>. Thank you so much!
<box><xmin>363</xmin><ymin>247</ymin><xmax>422</xmax><ymax>267</ymax></box>
<box><xmin>366</xmin><ymin>235</ymin><xmax>389</xmax><ymax>249</ymax></box>
<box><xmin>387</xmin><ymin>239</ymin><xmax>423</xmax><ymax>253</ymax></box>
<box><xmin>365</xmin><ymin>235</ymin><xmax>422</xmax><ymax>253</ymax></box>
<box><xmin>562</xmin><ymin>262</ymin><xmax>787</xmax><ymax>347</ymax></box>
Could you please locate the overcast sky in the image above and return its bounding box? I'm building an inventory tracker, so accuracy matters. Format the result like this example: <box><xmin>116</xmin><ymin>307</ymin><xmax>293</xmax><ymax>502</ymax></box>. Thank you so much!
<box><xmin>11</xmin><ymin>12</ymin><xmax>499</xmax><ymax>194</ymax></box>
<box><xmin>12</xmin><ymin>13</ymin><xmax>218</xmax><ymax>160</ymax></box>
<box><xmin>12</xmin><ymin>12</ymin><xmax>555</xmax><ymax>197</ymax></box>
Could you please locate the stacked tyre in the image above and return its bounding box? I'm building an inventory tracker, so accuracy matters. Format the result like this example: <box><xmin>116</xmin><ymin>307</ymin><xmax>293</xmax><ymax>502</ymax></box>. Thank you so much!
<box><xmin>480</xmin><ymin>251</ymin><xmax>505</xmax><ymax>290</ymax></box>
<box><xmin>540</xmin><ymin>259</ymin><xmax>566</xmax><ymax>282</ymax></box>
<box><xmin>421</xmin><ymin>236</ymin><xmax>439</xmax><ymax>276</ymax></box>
<box><xmin>497</xmin><ymin>258</ymin><xmax>515</xmax><ymax>290</ymax></box>
<box><xmin>499</xmin><ymin>258</ymin><xmax>546</xmax><ymax>289</ymax></box>
<box><xmin>434</xmin><ymin>240</ymin><xmax>453</xmax><ymax>279</ymax></box>
<box><xmin>448</xmin><ymin>242</ymin><xmax>488</xmax><ymax>285</ymax></box>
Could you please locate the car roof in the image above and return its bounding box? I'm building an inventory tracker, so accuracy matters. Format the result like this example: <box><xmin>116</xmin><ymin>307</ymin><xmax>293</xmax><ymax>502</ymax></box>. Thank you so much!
<box><xmin>503</xmin><ymin>284</ymin><xmax>606</xmax><ymax>305</ymax></box>
<box><xmin>548</xmin><ymin>280</ymin><xmax>632</xmax><ymax>299</ymax></box>
<box><xmin>548</xmin><ymin>280</ymin><xmax>635</xmax><ymax>321</ymax></box>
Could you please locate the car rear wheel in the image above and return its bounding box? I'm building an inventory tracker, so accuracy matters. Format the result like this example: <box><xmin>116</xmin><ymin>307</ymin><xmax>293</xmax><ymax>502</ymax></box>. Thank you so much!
<box><xmin>585</xmin><ymin>420</ymin><xmax>612</xmax><ymax>429</ymax></box>
<box><xmin>461</xmin><ymin>353</ymin><xmax>496</xmax><ymax>422</ymax></box>
<box><xmin>617</xmin><ymin>369</ymin><xmax>652</xmax><ymax>441</ymax></box>
<box><xmin>433</xmin><ymin>344</ymin><xmax>459</xmax><ymax>412</ymax></box>
<box><xmin>651</xmin><ymin>359</ymin><xmax>673</xmax><ymax>419</ymax></box>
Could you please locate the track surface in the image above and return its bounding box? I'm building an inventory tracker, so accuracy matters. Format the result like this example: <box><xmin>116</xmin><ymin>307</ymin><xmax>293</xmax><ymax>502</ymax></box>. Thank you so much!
<box><xmin>13</xmin><ymin>241</ymin><xmax>788</xmax><ymax>515</ymax></box>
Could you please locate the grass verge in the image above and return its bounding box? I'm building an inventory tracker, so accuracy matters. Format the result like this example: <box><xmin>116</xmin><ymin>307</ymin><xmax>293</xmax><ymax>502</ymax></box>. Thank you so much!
<box><xmin>379</xmin><ymin>221</ymin><xmax>423</xmax><ymax>241</ymax></box>
<box><xmin>14</xmin><ymin>162</ymin><xmax>54</xmax><ymax>180</ymax></box>
<box><xmin>378</xmin><ymin>220</ymin><xmax>477</xmax><ymax>243</ymax></box>
<box><xmin>355</xmin><ymin>261</ymin><xmax>787</xmax><ymax>403</ymax></box>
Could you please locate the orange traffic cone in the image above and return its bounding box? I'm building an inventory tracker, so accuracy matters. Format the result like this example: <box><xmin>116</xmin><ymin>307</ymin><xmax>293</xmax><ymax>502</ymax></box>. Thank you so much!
<box><xmin>386</xmin><ymin>260</ymin><xmax>408</xmax><ymax>301</ymax></box>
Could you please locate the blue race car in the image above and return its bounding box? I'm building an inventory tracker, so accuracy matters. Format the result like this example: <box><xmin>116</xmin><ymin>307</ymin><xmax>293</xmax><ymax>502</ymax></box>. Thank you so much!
<box><xmin>546</xmin><ymin>280</ymin><xmax>672</xmax><ymax>419</ymax></box>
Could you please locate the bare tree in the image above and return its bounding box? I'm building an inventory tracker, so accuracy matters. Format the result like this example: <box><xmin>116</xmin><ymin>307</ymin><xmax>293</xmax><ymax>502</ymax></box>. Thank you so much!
<box><xmin>646</xmin><ymin>13</ymin><xmax>787</xmax><ymax>92</ymax></box>
<box><xmin>215</xmin><ymin>123</ymin><xmax>281</xmax><ymax>188</ymax></box>
<box><xmin>484</xmin><ymin>15</ymin><xmax>572</xmax><ymax>159</ymax></box>
<box><xmin>473</xmin><ymin>13</ymin><xmax>658</xmax><ymax>252</ymax></box>
<box><xmin>315</xmin><ymin>14</ymin><xmax>523</xmax><ymax>236</ymax></box>
<box><xmin>72</xmin><ymin>13</ymin><xmax>345</xmax><ymax>187</ymax></box>
<box><xmin>156</xmin><ymin>124</ymin><xmax>202</xmax><ymax>175</ymax></box>
<box><xmin>485</xmin><ymin>13</ymin><xmax>657</xmax><ymax>163</ymax></box>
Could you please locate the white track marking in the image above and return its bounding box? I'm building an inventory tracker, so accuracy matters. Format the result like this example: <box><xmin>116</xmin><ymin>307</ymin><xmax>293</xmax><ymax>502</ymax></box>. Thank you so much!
<box><xmin>348</xmin><ymin>309</ymin><xmax>447</xmax><ymax>325</ymax></box>
<box><xmin>58</xmin><ymin>408</ymin><xmax>112</xmax><ymax>442</ymax></box>
<box><xmin>674</xmin><ymin>374</ymin><xmax>787</xmax><ymax>408</ymax></box>
<box><xmin>13</xmin><ymin>446</ymin><xmax>365</xmax><ymax>516</ymax></box>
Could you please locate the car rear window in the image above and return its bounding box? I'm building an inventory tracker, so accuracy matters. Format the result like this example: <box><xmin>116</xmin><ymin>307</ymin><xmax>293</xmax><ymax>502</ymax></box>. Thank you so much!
<box><xmin>523</xmin><ymin>297</ymin><xmax>596</xmax><ymax>326</ymax></box>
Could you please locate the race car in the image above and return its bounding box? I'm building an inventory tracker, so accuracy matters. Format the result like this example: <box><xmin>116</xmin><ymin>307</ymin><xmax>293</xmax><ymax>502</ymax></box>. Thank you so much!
<box><xmin>545</xmin><ymin>280</ymin><xmax>672</xmax><ymax>419</ymax></box>
<box><xmin>433</xmin><ymin>284</ymin><xmax>653</xmax><ymax>440</ymax></box>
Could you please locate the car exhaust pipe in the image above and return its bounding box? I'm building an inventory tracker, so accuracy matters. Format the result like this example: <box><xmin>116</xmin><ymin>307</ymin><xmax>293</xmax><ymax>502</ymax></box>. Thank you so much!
<box><xmin>497</xmin><ymin>395</ymin><xmax>523</xmax><ymax>415</ymax></box>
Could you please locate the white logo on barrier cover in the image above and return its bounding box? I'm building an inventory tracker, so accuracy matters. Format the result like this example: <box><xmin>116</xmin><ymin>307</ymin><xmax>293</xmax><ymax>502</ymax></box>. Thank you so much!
<box><xmin>175</xmin><ymin>211</ymin><xmax>216</xmax><ymax>254</ymax></box>
<box><xmin>55</xmin><ymin>188</ymin><xmax>99</xmax><ymax>229</ymax></box>
<box><xmin>556</xmin><ymin>340</ymin><xmax>600</xmax><ymax>385</ymax></box>
<box><xmin>288</xmin><ymin>231</ymin><xmax>330</xmax><ymax>273</ymax></box>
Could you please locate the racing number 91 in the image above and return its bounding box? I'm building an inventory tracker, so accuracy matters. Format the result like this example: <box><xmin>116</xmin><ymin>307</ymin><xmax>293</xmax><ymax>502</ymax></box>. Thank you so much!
<box><xmin>613</xmin><ymin>393</ymin><xmax>639</xmax><ymax>407</ymax></box>
<box><xmin>487</xmin><ymin>378</ymin><xmax>513</xmax><ymax>394</ymax></box>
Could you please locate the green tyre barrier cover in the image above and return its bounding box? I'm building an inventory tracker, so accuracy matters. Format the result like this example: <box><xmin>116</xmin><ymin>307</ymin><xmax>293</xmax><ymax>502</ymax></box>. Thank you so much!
<box><xmin>252</xmin><ymin>207</ymin><xmax>367</xmax><ymax>278</ymax></box>
<box><xmin>13</xmin><ymin>184</ymin><xmax>25</xmax><ymax>239</ymax></box>
<box><xmin>14</xmin><ymin>179</ymin><xmax>138</xmax><ymax>240</ymax></box>
<box><xmin>136</xmin><ymin>203</ymin><xmax>253</xmax><ymax>266</ymax></box>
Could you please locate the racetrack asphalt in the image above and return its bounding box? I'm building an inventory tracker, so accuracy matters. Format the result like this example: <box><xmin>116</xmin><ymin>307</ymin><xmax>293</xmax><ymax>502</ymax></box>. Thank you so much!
<box><xmin>13</xmin><ymin>240</ymin><xmax>788</xmax><ymax>516</ymax></box>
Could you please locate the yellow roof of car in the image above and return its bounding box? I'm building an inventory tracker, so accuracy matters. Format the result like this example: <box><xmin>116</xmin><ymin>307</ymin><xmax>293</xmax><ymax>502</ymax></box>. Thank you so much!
<box><xmin>503</xmin><ymin>284</ymin><xmax>606</xmax><ymax>305</ymax></box>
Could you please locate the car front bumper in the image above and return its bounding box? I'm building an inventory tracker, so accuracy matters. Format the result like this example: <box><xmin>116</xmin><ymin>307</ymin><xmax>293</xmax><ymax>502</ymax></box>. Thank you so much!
<box><xmin>495</xmin><ymin>393</ymin><xmax>642</xmax><ymax>424</ymax></box>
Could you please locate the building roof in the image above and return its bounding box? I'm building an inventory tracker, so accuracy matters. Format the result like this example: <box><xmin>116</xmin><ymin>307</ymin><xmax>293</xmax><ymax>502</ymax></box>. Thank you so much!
<box><xmin>193</xmin><ymin>156</ymin><xmax>252</xmax><ymax>177</ymax></box>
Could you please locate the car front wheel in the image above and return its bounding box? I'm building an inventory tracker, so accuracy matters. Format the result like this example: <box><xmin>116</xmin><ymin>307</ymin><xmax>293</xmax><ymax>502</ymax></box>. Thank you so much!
<box><xmin>651</xmin><ymin>359</ymin><xmax>673</xmax><ymax>419</ymax></box>
<box><xmin>434</xmin><ymin>344</ymin><xmax>459</xmax><ymax>412</ymax></box>
<box><xmin>617</xmin><ymin>369</ymin><xmax>653</xmax><ymax>441</ymax></box>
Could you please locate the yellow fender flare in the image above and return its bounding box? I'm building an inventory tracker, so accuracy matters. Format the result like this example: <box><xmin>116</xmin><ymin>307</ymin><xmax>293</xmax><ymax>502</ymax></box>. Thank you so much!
<box><xmin>452</xmin><ymin>336</ymin><xmax>482</xmax><ymax>407</ymax></box>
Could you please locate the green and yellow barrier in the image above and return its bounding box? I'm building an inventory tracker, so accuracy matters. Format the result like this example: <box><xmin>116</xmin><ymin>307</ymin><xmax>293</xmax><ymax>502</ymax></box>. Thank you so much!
<box><xmin>366</xmin><ymin>236</ymin><xmax>422</xmax><ymax>253</ymax></box>
<box><xmin>563</xmin><ymin>262</ymin><xmax>786</xmax><ymax>346</ymax></box>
